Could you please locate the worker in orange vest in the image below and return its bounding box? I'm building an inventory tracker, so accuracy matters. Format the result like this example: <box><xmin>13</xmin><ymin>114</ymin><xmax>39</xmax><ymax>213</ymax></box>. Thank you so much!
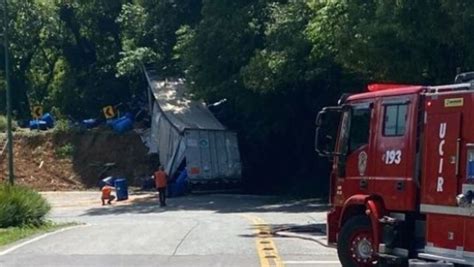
<box><xmin>154</xmin><ymin>166</ymin><xmax>168</xmax><ymax>207</ymax></box>
<box><xmin>101</xmin><ymin>183</ymin><xmax>115</xmax><ymax>205</ymax></box>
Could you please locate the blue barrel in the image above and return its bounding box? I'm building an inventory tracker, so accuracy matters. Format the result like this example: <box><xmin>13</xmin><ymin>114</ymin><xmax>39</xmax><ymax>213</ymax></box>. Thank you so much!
<box><xmin>114</xmin><ymin>178</ymin><xmax>128</xmax><ymax>201</ymax></box>
<box><xmin>99</xmin><ymin>176</ymin><xmax>116</xmax><ymax>189</ymax></box>
<box><xmin>82</xmin><ymin>118</ymin><xmax>100</xmax><ymax>129</ymax></box>
<box><xmin>169</xmin><ymin>170</ymin><xmax>188</xmax><ymax>198</ymax></box>
<box><xmin>29</xmin><ymin>120</ymin><xmax>48</xmax><ymax>130</ymax></box>
<box><xmin>41</xmin><ymin>113</ymin><xmax>55</xmax><ymax>128</ymax></box>
<box><xmin>124</xmin><ymin>112</ymin><xmax>134</xmax><ymax>121</ymax></box>
<box><xmin>112</xmin><ymin>117</ymin><xmax>133</xmax><ymax>134</ymax></box>
<box><xmin>106</xmin><ymin>118</ymin><xmax>117</xmax><ymax>127</ymax></box>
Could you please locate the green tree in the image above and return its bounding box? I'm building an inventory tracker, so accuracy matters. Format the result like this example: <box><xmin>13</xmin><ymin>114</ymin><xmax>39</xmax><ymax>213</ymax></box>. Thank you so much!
<box><xmin>0</xmin><ymin>0</ymin><xmax>61</xmax><ymax>119</ymax></box>
<box><xmin>307</xmin><ymin>0</ymin><xmax>474</xmax><ymax>84</ymax></box>
<box><xmin>116</xmin><ymin>0</ymin><xmax>202</xmax><ymax>77</ymax></box>
<box><xmin>175</xmin><ymin>0</ymin><xmax>357</xmax><ymax>194</ymax></box>
<box><xmin>57</xmin><ymin>0</ymin><xmax>130</xmax><ymax>118</ymax></box>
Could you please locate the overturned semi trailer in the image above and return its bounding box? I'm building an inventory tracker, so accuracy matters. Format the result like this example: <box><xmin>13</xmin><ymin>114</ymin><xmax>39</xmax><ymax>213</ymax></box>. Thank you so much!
<box><xmin>144</xmin><ymin>69</ymin><xmax>241</xmax><ymax>186</ymax></box>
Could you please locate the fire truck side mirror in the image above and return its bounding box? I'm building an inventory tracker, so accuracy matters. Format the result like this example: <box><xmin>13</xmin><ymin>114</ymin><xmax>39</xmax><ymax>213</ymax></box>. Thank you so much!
<box><xmin>315</xmin><ymin>127</ymin><xmax>332</xmax><ymax>157</ymax></box>
<box><xmin>315</xmin><ymin>110</ymin><xmax>330</xmax><ymax>156</ymax></box>
<box><xmin>315</xmin><ymin>110</ymin><xmax>326</xmax><ymax>127</ymax></box>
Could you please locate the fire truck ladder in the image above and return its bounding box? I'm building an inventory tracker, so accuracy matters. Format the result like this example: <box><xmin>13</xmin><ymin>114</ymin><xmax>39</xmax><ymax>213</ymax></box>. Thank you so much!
<box><xmin>426</xmin><ymin>82</ymin><xmax>474</xmax><ymax>95</ymax></box>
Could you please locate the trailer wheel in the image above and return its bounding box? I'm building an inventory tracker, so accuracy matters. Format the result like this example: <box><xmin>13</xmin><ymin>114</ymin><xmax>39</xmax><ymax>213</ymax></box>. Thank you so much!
<box><xmin>337</xmin><ymin>215</ymin><xmax>375</xmax><ymax>267</ymax></box>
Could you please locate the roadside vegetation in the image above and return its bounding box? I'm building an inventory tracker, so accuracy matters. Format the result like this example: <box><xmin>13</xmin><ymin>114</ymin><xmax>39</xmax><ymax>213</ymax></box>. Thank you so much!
<box><xmin>0</xmin><ymin>184</ymin><xmax>50</xmax><ymax>227</ymax></box>
<box><xmin>53</xmin><ymin>119</ymin><xmax>72</xmax><ymax>134</ymax></box>
<box><xmin>0</xmin><ymin>115</ymin><xmax>7</xmax><ymax>132</ymax></box>
<box><xmin>55</xmin><ymin>143</ymin><xmax>75</xmax><ymax>159</ymax></box>
<box><xmin>0</xmin><ymin>222</ymin><xmax>75</xmax><ymax>247</ymax></box>
<box><xmin>0</xmin><ymin>183</ymin><xmax>65</xmax><ymax>247</ymax></box>
<box><xmin>0</xmin><ymin>115</ymin><xmax>17</xmax><ymax>132</ymax></box>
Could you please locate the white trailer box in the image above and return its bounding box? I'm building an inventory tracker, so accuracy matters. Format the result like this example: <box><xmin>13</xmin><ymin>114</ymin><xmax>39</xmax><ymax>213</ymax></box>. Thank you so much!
<box><xmin>145</xmin><ymin>69</ymin><xmax>241</xmax><ymax>184</ymax></box>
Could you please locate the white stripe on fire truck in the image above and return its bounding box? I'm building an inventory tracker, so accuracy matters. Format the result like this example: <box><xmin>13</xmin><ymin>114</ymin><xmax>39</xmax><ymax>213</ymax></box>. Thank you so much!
<box><xmin>420</xmin><ymin>204</ymin><xmax>474</xmax><ymax>217</ymax></box>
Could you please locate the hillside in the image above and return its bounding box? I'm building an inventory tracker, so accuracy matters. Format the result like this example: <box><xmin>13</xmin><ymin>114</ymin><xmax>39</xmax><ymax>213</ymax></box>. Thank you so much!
<box><xmin>0</xmin><ymin>130</ymin><xmax>158</xmax><ymax>191</ymax></box>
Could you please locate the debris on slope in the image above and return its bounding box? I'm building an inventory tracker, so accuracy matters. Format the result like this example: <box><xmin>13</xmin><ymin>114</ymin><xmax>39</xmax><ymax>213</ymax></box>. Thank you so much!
<box><xmin>0</xmin><ymin>130</ymin><xmax>158</xmax><ymax>191</ymax></box>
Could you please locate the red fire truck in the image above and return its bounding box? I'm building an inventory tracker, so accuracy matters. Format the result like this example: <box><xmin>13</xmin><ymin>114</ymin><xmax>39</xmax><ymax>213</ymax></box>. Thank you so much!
<box><xmin>315</xmin><ymin>72</ymin><xmax>474</xmax><ymax>267</ymax></box>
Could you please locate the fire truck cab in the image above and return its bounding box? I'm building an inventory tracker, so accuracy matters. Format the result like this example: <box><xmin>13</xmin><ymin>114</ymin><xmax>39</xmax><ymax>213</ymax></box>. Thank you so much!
<box><xmin>315</xmin><ymin>73</ymin><xmax>474</xmax><ymax>267</ymax></box>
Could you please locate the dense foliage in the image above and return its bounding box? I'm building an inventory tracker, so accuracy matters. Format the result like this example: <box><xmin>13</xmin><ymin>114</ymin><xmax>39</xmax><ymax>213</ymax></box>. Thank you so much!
<box><xmin>2</xmin><ymin>0</ymin><xmax>474</xmax><ymax>195</ymax></box>
<box><xmin>0</xmin><ymin>184</ymin><xmax>51</xmax><ymax>227</ymax></box>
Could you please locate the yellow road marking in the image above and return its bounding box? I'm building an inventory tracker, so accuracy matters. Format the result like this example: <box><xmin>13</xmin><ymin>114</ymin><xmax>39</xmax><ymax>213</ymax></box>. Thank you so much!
<box><xmin>242</xmin><ymin>214</ymin><xmax>284</xmax><ymax>267</ymax></box>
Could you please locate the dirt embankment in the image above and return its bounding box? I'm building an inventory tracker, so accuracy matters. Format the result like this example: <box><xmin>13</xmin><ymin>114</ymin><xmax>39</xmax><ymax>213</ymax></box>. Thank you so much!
<box><xmin>0</xmin><ymin>130</ymin><xmax>158</xmax><ymax>191</ymax></box>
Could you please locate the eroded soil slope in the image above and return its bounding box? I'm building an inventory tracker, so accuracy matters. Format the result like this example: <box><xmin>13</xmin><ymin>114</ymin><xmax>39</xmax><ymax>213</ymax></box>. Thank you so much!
<box><xmin>0</xmin><ymin>130</ymin><xmax>157</xmax><ymax>191</ymax></box>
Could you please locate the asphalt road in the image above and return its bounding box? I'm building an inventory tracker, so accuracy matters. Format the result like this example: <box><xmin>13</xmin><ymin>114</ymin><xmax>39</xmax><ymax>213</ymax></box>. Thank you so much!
<box><xmin>0</xmin><ymin>192</ymin><xmax>340</xmax><ymax>267</ymax></box>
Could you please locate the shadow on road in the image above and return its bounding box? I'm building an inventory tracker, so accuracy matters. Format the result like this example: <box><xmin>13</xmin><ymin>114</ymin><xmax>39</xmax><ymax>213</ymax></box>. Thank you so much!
<box><xmin>241</xmin><ymin>223</ymin><xmax>326</xmax><ymax>237</ymax></box>
<box><xmin>239</xmin><ymin>222</ymin><xmax>330</xmax><ymax>248</ymax></box>
<box><xmin>80</xmin><ymin>193</ymin><xmax>329</xmax><ymax>217</ymax></box>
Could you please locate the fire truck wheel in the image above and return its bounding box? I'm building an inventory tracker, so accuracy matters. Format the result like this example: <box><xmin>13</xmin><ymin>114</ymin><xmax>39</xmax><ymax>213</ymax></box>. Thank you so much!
<box><xmin>337</xmin><ymin>215</ymin><xmax>375</xmax><ymax>267</ymax></box>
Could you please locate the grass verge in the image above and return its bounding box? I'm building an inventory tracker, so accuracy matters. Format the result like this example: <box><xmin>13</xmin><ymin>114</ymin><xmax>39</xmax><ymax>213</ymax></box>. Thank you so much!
<box><xmin>0</xmin><ymin>222</ymin><xmax>77</xmax><ymax>247</ymax></box>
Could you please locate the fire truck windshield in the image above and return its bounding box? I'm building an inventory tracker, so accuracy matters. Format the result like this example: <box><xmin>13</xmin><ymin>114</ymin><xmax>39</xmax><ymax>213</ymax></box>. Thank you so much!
<box><xmin>337</xmin><ymin>111</ymin><xmax>351</xmax><ymax>156</ymax></box>
<box><xmin>337</xmin><ymin>105</ymin><xmax>371</xmax><ymax>156</ymax></box>
<box><xmin>349</xmin><ymin>107</ymin><xmax>371</xmax><ymax>152</ymax></box>
<box><xmin>335</xmin><ymin>104</ymin><xmax>371</xmax><ymax>177</ymax></box>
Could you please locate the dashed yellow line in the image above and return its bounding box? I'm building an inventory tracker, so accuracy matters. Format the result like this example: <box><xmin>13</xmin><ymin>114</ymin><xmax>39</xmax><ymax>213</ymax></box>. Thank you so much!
<box><xmin>242</xmin><ymin>214</ymin><xmax>284</xmax><ymax>267</ymax></box>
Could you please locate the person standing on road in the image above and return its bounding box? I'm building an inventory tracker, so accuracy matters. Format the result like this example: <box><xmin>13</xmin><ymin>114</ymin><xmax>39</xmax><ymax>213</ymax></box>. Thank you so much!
<box><xmin>154</xmin><ymin>166</ymin><xmax>168</xmax><ymax>207</ymax></box>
